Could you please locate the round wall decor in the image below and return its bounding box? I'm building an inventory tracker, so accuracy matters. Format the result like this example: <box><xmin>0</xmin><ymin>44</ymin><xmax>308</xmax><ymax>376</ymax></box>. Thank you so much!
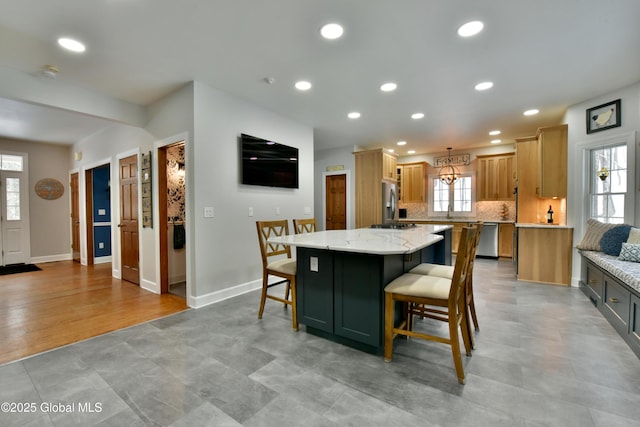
<box><xmin>35</xmin><ymin>178</ymin><xmax>65</xmax><ymax>200</ymax></box>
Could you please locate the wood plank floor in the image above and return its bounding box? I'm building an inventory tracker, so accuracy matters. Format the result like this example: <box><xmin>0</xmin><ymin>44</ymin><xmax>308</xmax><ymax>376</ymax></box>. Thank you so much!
<box><xmin>0</xmin><ymin>261</ymin><xmax>188</xmax><ymax>365</ymax></box>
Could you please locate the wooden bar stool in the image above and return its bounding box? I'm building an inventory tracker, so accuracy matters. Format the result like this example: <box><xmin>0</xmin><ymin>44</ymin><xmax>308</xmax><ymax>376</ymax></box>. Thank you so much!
<box><xmin>293</xmin><ymin>218</ymin><xmax>316</xmax><ymax>234</ymax></box>
<box><xmin>409</xmin><ymin>222</ymin><xmax>483</xmax><ymax>348</ymax></box>
<box><xmin>256</xmin><ymin>220</ymin><xmax>298</xmax><ymax>331</ymax></box>
<box><xmin>384</xmin><ymin>226</ymin><xmax>477</xmax><ymax>384</ymax></box>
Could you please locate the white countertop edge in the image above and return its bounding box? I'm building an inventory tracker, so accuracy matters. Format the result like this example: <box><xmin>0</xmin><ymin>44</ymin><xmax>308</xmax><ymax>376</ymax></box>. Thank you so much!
<box><xmin>268</xmin><ymin>225</ymin><xmax>446</xmax><ymax>255</ymax></box>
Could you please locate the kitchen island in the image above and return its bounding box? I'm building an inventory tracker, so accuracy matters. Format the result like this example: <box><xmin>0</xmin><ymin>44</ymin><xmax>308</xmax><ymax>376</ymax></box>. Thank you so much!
<box><xmin>269</xmin><ymin>224</ymin><xmax>451</xmax><ymax>353</ymax></box>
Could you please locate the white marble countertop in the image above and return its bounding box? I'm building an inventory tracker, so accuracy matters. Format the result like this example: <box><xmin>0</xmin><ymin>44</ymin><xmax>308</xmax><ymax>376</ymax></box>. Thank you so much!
<box><xmin>268</xmin><ymin>224</ymin><xmax>449</xmax><ymax>255</ymax></box>
<box><xmin>516</xmin><ymin>223</ymin><xmax>573</xmax><ymax>229</ymax></box>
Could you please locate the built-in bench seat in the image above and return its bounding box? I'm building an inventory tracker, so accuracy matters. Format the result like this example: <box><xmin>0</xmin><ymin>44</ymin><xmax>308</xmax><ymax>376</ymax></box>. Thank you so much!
<box><xmin>580</xmin><ymin>250</ymin><xmax>640</xmax><ymax>358</ymax></box>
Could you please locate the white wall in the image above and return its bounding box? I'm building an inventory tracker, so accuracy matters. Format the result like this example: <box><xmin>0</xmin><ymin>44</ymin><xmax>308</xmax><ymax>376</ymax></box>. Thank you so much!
<box><xmin>314</xmin><ymin>145</ymin><xmax>357</xmax><ymax>230</ymax></box>
<box><xmin>190</xmin><ymin>81</ymin><xmax>314</xmax><ymax>307</ymax></box>
<box><xmin>565</xmin><ymin>80</ymin><xmax>640</xmax><ymax>285</ymax></box>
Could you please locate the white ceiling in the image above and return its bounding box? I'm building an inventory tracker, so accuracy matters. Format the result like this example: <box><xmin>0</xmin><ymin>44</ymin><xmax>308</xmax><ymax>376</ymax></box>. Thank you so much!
<box><xmin>0</xmin><ymin>0</ymin><xmax>639</xmax><ymax>154</ymax></box>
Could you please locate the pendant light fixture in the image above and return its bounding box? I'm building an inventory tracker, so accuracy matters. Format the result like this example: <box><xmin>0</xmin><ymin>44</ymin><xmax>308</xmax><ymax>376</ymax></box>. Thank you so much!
<box><xmin>438</xmin><ymin>147</ymin><xmax>460</xmax><ymax>185</ymax></box>
<box><xmin>597</xmin><ymin>166</ymin><xmax>609</xmax><ymax>181</ymax></box>
<box><xmin>597</xmin><ymin>145</ymin><xmax>609</xmax><ymax>181</ymax></box>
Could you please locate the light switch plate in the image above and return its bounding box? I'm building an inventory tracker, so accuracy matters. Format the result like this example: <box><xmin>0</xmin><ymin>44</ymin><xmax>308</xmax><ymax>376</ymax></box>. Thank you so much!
<box><xmin>310</xmin><ymin>256</ymin><xmax>319</xmax><ymax>272</ymax></box>
<box><xmin>204</xmin><ymin>207</ymin><xmax>214</xmax><ymax>218</ymax></box>
<box><xmin>248</xmin><ymin>207</ymin><xmax>254</xmax><ymax>217</ymax></box>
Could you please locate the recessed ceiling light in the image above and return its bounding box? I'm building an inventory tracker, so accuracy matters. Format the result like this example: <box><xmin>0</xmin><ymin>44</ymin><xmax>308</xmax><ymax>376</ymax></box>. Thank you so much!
<box><xmin>411</xmin><ymin>113</ymin><xmax>425</xmax><ymax>119</ymax></box>
<box><xmin>397</xmin><ymin>141</ymin><xmax>407</xmax><ymax>146</ymax></box>
<box><xmin>524</xmin><ymin>109</ymin><xmax>539</xmax><ymax>116</ymax></box>
<box><xmin>491</xmin><ymin>139</ymin><xmax>502</xmax><ymax>144</ymax></box>
<box><xmin>388</xmin><ymin>149</ymin><xmax>395</xmax><ymax>153</ymax></box>
<box><xmin>474</xmin><ymin>81</ymin><xmax>493</xmax><ymax>91</ymax></box>
<box><xmin>295</xmin><ymin>80</ymin><xmax>312</xmax><ymax>91</ymax></box>
<box><xmin>347</xmin><ymin>112</ymin><xmax>361</xmax><ymax>119</ymax></box>
<box><xmin>320</xmin><ymin>23</ymin><xmax>344</xmax><ymax>40</ymax></box>
<box><xmin>407</xmin><ymin>150</ymin><xmax>416</xmax><ymax>154</ymax></box>
<box><xmin>58</xmin><ymin>37</ymin><xmax>86</xmax><ymax>52</ymax></box>
<box><xmin>489</xmin><ymin>130</ymin><xmax>501</xmax><ymax>136</ymax></box>
<box><xmin>458</xmin><ymin>20</ymin><xmax>484</xmax><ymax>37</ymax></box>
<box><xmin>380</xmin><ymin>82</ymin><xmax>397</xmax><ymax>92</ymax></box>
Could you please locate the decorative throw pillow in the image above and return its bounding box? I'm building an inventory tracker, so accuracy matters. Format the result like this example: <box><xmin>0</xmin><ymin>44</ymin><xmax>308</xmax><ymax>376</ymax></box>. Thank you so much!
<box><xmin>600</xmin><ymin>225</ymin><xmax>632</xmax><ymax>256</ymax></box>
<box><xmin>618</xmin><ymin>243</ymin><xmax>640</xmax><ymax>262</ymax></box>
<box><xmin>576</xmin><ymin>218</ymin><xmax>618</xmax><ymax>251</ymax></box>
<box><xmin>628</xmin><ymin>227</ymin><xmax>640</xmax><ymax>244</ymax></box>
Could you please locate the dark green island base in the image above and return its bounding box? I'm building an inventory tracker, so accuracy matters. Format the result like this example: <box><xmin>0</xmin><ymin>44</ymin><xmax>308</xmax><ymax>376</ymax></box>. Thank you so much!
<box><xmin>296</xmin><ymin>228</ymin><xmax>451</xmax><ymax>354</ymax></box>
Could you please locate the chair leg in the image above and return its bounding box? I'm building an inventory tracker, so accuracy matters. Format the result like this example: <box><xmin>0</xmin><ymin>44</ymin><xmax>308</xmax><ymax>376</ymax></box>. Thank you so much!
<box><xmin>468</xmin><ymin>277</ymin><xmax>479</xmax><ymax>331</ymax></box>
<box><xmin>258</xmin><ymin>274</ymin><xmax>268</xmax><ymax>319</ymax></box>
<box><xmin>290</xmin><ymin>279</ymin><xmax>298</xmax><ymax>331</ymax></box>
<box><xmin>284</xmin><ymin>281</ymin><xmax>291</xmax><ymax>308</ymax></box>
<box><xmin>384</xmin><ymin>292</ymin><xmax>394</xmax><ymax>362</ymax></box>
<box><xmin>469</xmin><ymin>296</ymin><xmax>480</xmax><ymax>331</ymax></box>
<box><xmin>448</xmin><ymin>316</ymin><xmax>466</xmax><ymax>385</ymax></box>
<box><xmin>460</xmin><ymin>307</ymin><xmax>473</xmax><ymax>357</ymax></box>
<box><xmin>465</xmin><ymin>303</ymin><xmax>476</xmax><ymax>350</ymax></box>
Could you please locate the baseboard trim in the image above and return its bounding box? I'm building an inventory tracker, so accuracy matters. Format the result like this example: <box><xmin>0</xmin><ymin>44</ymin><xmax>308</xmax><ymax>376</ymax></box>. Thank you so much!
<box><xmin>191</xmin><ymin>279</ymin><xmax>263</xmax><ymax>309</ymax></box>
<box><xmin>30</xmin><ymin>254</ymin><xmax>72</xmax><ymax>264</ymax></box>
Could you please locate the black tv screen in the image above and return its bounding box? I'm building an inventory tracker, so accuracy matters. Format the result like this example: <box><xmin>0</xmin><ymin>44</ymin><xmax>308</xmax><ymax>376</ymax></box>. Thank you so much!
<box><xmin>241</xmin><ymin>133</ymin><xmax>299</xmax><ymax>189</ymax></box>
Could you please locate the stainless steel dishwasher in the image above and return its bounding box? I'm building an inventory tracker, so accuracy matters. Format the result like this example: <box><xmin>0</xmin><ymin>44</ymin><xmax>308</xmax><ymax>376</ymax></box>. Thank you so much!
<box><xmin>476</xmin><ymin>222</ymin><xmax>499</xmax><ymax>258</ymax></box>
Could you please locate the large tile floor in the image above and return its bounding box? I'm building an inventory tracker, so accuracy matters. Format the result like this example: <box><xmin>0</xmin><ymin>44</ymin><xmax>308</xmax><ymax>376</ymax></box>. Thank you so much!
<box><xmin>2</xmin><ymin>259</ymin><xmax>640</xmax><ymax>426</ymax></box>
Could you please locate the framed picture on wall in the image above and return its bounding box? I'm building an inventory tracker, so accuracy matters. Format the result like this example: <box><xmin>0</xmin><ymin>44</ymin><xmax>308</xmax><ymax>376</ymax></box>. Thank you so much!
<box><xmin>586</xmin><ymin>99</ymin><xmax>621</xmax><ymax>134</ymax></box>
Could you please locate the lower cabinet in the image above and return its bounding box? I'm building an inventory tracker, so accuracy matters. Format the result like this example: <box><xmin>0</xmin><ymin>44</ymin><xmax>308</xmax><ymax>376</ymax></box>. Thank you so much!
<box><xmin>498</xmin><ymin>223</ymin><xmax>515</xmax><ymax>258</ymax></box>
<box><xmin>296</xmin><ymin>229</ymin><xmax>451</xmax><ymax>351</ymax></box>
<box><xmin>580</xmin><ymin>257</ymin><xmax>640</xmax><ymax>359</ymax></box>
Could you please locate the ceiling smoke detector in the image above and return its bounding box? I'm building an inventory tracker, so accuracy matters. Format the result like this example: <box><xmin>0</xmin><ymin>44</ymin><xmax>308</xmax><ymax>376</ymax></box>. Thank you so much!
<box><xmin>39</xmin><ymin>65</ymin><xmax>59</xmax><ymax>79</ymax></box>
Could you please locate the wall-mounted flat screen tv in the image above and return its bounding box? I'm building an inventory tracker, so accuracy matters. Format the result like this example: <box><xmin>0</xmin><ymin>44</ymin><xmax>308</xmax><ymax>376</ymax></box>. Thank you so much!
<box><xmin>241</xmin><ymin>133</ymin><xmax>299</xmax><ymax>189</ymax></box>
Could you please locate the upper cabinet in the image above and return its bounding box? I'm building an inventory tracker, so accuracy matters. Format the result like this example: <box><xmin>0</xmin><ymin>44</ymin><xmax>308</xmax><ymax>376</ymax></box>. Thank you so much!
<box><xmin>382</xmin><ymin>151</ymin><xmax>397</xmax><ymax>180</ymax></box>
<box><xmin>536</xmin><ymin>124</ymin><xmax>568</xmax><ymax>198</ymax></box>
<box><xmin>354</xmin><ymin>149</ymin><xmax>398</xmax><ymax>228</ymax></box>
<box><xmin>516</xmin><ymin>124</ymin><xmax>568</xmax><ymax>225</ymax></box>
<box><xmin>476</xmin><ymin>153</ymin><xmax>515</xmax><ymax>201</ymax></box>
<box><xmin>398</xmin><ymin>162</ymin><xmax>426</xmax><ymax>203</ymax></box>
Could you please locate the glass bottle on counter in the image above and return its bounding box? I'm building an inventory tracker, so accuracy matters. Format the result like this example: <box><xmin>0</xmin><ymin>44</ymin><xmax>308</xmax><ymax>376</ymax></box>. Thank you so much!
<box><xmin>547</xmin><ymin>205</ymin><xmax>554</xmax><ymax>224</ymax></box>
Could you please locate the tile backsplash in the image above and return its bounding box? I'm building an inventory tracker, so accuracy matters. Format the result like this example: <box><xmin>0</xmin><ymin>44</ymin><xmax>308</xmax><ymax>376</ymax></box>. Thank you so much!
<box><xmin>400</xmin><ymin>201</ymin><xmax>516</xmax><ymax>221</ymax></box>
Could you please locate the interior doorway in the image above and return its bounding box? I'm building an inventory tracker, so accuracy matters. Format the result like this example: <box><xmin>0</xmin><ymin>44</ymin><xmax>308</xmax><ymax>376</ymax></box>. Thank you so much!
<box><xmin>325</xmin><ymin>173</ymin><xmax>347</xmax><ymax>230</ymax></box>
<box><xmin>158</xmin><ymin>142</ymin><xmax>186</xmax><ymax>297</ymax></box>
<box><xmin>70</xmin><ymin>173</ymin><xmax>80</xmax><ymax>263</ymax></box>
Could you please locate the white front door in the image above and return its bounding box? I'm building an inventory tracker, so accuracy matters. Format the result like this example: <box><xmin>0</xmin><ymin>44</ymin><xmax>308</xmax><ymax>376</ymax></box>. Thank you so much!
<box><xmin>0</xmin><ymin>168</ymin><xmax>30</xmax><ymax>266</ymax></box>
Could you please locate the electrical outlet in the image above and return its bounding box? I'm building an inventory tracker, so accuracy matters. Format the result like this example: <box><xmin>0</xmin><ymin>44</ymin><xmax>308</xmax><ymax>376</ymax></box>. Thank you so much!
<box><xmin>275</xmin><ymin>207</ymin><xmax>280</xmax><ymax>215</ymax></box>
<box><xmin>248</xmin><ymin>207</ymin><xmax>254</xmax><ymax>217</ymax></box>
<box><xmin>98</xmin><ymin>242</ymin><xmax>104</xmax><ymax>249</ymax></box>
<box><xmin>304</xmin><ymin>207</ymin><xmax>311</xmax><ymax>214</ymax></box>
<box><xmin>310</xmin><ymin>256</ymin><xmax>319</xmax><ymax>272</ymax></box>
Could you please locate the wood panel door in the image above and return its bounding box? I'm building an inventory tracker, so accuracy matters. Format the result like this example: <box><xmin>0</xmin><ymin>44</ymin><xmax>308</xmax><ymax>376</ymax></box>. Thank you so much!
<box><xmin>326</xmin><ymin>174</ymin><xmax>346</xmax><ymax>230</ymax></box>
<box><xmin>119</xmin><ymin>155</ymin><xmax>139</xmax><ymax>285</ymax></box>
<box><xmin>70</xmin><ymin>173</ymin><xmax>80</xmax><ymax>263</ymax></box>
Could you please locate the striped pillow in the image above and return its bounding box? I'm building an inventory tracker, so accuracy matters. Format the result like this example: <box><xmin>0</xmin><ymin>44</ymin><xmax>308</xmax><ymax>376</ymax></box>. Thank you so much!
<box><xmin>576</xmin><ymin>219</ymin><xmax>618</xmax><ymax>251</ymax></box>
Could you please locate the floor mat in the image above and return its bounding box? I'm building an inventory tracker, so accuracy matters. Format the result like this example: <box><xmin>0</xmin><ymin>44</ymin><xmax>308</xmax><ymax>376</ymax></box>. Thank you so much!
<box><xmin>0</xmin><ymin>263</ymin><xmax>42</xmax><ymax>275</ymax></box>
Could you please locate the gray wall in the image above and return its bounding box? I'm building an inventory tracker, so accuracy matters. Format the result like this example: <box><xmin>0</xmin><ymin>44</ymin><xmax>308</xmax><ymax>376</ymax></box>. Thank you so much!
<box><xmin>0</xmin><ymin>138</ymin><xmax>71</xmax><ymax>260</ymax></box>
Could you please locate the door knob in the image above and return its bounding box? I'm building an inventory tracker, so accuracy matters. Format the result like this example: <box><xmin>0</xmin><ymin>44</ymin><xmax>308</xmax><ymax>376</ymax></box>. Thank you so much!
<box><xmin>117</xmin><ymin>224</ymin><xmax>122</xmax><ymax>228</ymax></box>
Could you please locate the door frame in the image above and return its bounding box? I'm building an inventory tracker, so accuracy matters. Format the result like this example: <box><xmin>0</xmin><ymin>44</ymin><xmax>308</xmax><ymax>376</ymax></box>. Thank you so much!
<box><xmin>69</xmin><ymin>170</ymin><xmax>80</xmax><ymax>263</ymax></box>
<box><xmin>78</xmin><ymin>158</ymin><xmax>111</xmax><ymax>266</ymax></box>
<box><xmin>322</xmin><ymin>169</ymin><xmax>353</xmax><ymax>230</ymax></box>
<box><xmin>0</xmin><ymin>151</ymin><xmax>31</xmax><ymax>266</ymax></box>
<box><xmin>154</xmin><ymin>132</ymin><xmax>191</xmax><ymax>303</ymax></box>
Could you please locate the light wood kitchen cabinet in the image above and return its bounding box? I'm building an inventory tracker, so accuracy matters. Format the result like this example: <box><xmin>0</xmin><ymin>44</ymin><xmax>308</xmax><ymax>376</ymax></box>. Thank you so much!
<box><xmin>477</xmin><ymin>153</ymin><xmax>515</xmax><ymax>201</ymax></box>
<box><xmin>517</xmin><ymin>226</ymin><xmax>573</xmax><ymax>286</ymax></box>
<box><xmin>355</xmin><ymin>149</ymin><xmax>398</xmax><ymax>228</ymax></box>
<box><xmin>398</xmin><ymin>162</ymin><xmax>426</xmax><ymax>203</ymax></box>
<box><xmin>382</xmin><ymin>151</ymin><xmax>397</xmax><ymax>180</ymax></box>
<box><xmin>498</xmin><ymin>223</ymin><xmax>515</xmax><ymax>258</ymax></box>
<box><xmin>536</xmin><ymin>124</ymin><xmax>567</xmax><ymax>198</ymax></box>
